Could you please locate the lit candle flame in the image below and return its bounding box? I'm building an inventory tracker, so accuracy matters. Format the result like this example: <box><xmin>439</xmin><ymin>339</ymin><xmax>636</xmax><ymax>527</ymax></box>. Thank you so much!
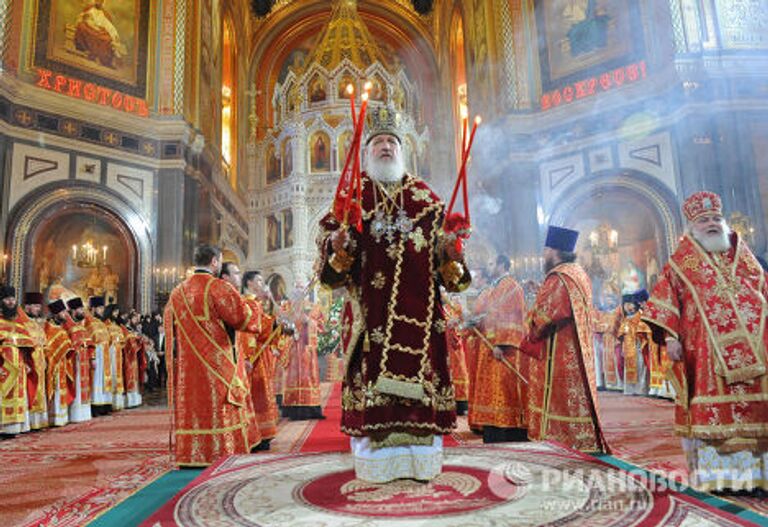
<box><xmin>346</xmin><ymin>84</ymin><xmax>354</xmax><ymax>95</ymax></box>
<box><xmin>361</xmin><ymin>92</ymin><xmax>369</xmax><ymax>102</ymax></box>
<box><xmin>363</xmin><ymin>81</ymin><xmax>373</xmax><ymax>92</ymax></box>
<box><xmin>474</xmin><ymin>115</ymin><xmax>482</xmax><ymax>125</ymax></box>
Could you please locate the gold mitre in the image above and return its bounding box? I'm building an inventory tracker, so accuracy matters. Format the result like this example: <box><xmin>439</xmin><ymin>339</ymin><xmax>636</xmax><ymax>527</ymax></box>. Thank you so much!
<box><xmin>365</xmin><ymin>104</ymin><xmax>403</xmax><ymax>144</ymax></box>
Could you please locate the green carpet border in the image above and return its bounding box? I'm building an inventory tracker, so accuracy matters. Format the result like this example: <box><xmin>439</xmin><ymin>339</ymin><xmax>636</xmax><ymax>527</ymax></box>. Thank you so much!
<box><xmin>86</xmin><ymin>469</ymin><xmax>202</xmax><ymax>527</ymax></box>
<box><xmin>595</xmin><ymin>453</ymin><xmax>768</xmax><ymax>527</ymax></box>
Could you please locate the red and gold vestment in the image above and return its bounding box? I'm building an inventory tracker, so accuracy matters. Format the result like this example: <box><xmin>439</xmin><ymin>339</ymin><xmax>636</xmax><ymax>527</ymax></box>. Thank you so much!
<box><xmin>63</xmin><ymin>318</ymin><xmax>94</xmax><ymax>405</ymax></box>
<box><xmin>317</xmin><ymin>172</ymin><xmax>470</xmax><ymax>441</ymax></box>
<box><xmin>643</xmin><ymin>233</ymin><xmax>768</xmax><ymax>441</ymax></box>
<box><xmin>164</xmin><ymin>272</ymin><xmax>262</xmax><ymax>466</ymax></box>
<box><xmin>465</xmin><ymin>286</ymin><xmax>492</xmax><ymax>429</ymax></box>
<box><xmin>283</xmin><ymin>302</ymin><xmax>322</xmax><ymax>409</ymax></box>
<box><xmin>237</xmin><ymin>295</ymin><xmax>279</xmax><ymax>440</ymax></box>
<box><xmin>44</xmin><ymin>320</ymin><xmax>75</xmax><ymax>409</ymax></box>
<box><xmin>17</xmin><ymin>310</ymin><xmax>47</xmax><ymax>424</ymax></box>
<box><xmin>85</xmin><ymin>313</ymin><xmax>113</xmax><ymax>405</ymax></box>
<box><xmin>472</xmin><ymin>274</ymin><xmax>528</xmax><ymax>429</ymax></box>
<box><xmin>521</xmin><ymin>262</ymin><xmax>608</xmax><ymax>452</ymax></box>
<box><xmin>443</xmin><ymin>299</ymin><xmax>469</xmax><ymax>403</ymax></box>
<box><xmin>106</xmin><ymin>320</ymin><xmax>126</xmax><ymax>406</ymax></box>
<box><xmin>0</xmin><ymin>315</ymin><xmax>34</xmax><ymax>429</ymax></box>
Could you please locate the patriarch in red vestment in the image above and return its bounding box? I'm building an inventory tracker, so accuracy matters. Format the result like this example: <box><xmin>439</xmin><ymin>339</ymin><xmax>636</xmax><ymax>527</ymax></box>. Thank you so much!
<box><xmin>317</xmin><ymin>104</ymin><xmax>471</xmax><ymax>483</ymax></box>
<box><xmin>643</xmin><ymin>191</ymin><xmax>768</xmax><ymax>491</ymax></box>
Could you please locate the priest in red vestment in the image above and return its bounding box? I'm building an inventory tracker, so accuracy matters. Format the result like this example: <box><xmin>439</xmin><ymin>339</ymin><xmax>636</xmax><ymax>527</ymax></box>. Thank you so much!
<box><xmin>164</xmin><ymin>245</ymin><xmax>263</xmax><ymax>467</ymax></box>
<box><xmin>238</xmin><ymin>270</ymin><xmax>281</xmax><ymax>450</ymax></box>
<box><xmin>64</xmin><ymin>297</ymin><xmax>93</xmax><ymax>423</ymax></box>
<box><xmin>44</xmin><ymin>300</ymin><xmax>75</xmax><ymax>427</ymax></box>
<box><xmin>442</xmin><ymin>292</ymin><xmax>469</xmax><ymax>416</ymax></box>
<box><xmin>316</xmin><ymin>105</ymin><xmax>471</xmax><ymax>483</ymax></box>
<box><xmin>470</xmin><ymin>254</ymin><xmax>528</xmax><ymax>443</ymax></box>
<box><xmin>0</xmin><ymin>286</ymin><xmax>34</xmax><ymax>434</ymax></box>
<box><xmin>519</xmin><ymin>226</ymin><xmax>608</xmax><ymax>453</ymax></box>
<box><xmin>20</xmin><ymin>292</ymin><xmax>48</xmax><ymax>430</ymax></box>
<box><xmin>282</xmin><ymin>293</ymin><xmax>325</xmax><ymax>420</ymax></box>
<box><xmin>643</xmin><ymin>191</ymin><xmax>768</xmax><ymax>492</ymax></box>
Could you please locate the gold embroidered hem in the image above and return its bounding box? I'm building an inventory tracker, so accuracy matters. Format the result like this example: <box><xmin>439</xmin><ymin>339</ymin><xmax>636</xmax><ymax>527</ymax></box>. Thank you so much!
<box><xmin>351</xmin><ymin>435</ymin><xmax>443</xmax><ymax>483</ymax></box>
<box><xmin>370</xmin><ymin>432</ymin><xmax>435</xmax><ymax>449</ymax></box>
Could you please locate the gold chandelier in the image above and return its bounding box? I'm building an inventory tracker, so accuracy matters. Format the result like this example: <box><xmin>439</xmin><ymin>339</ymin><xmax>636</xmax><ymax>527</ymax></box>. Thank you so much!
<box><xmin>71</xmin><ymin>239</ymin><xmax>108</xmax><ymax>268</ymax></box>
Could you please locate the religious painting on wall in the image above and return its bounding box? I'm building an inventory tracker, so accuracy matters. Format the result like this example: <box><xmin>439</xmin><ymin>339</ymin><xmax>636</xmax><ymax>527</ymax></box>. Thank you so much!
<box><xmin>534</xmin><ymin>0</ymin><xmax>643</xmax><ymax>91</ymax></box>
<box><xmin>266</xmin><ymin>213</ymin><xmax>282</xmax><ymax>252</ymax></box>
<box><xmin>282</xmin><ymin>139</ymin><xmax>293</xmax><ymax>177</ymax></box>
<box><xmin>337</xmin><ymin>131</ymin><xmax>352</xmax><ymax>171</ymax></box>
<box><xmin>266</xmin><ymin>144</ymin><xmax>281</xmax><ymax>184</ymax></box>
<box><xmin>308</xmin><ymin>75</ymin><xmax>327</xmax><ymax>103</ymax></box>
<box><xmin>282</xmin><ymin>209</ymin><xmax>294</xmax><ymax>248</ymax></box>
<box><xmin>338</xmin><ymin>73</ymin><xmax>355</xmax><ymax>99</ymax></box>
<box><xmin>34</xmin><ymin>0</ymin><xmax>150</xmax><ymax>97</ymax></box>
<box><xmin>310</xmin><ymin>132</ymin><xmax>331</xmax><ymax>173</ymax></box>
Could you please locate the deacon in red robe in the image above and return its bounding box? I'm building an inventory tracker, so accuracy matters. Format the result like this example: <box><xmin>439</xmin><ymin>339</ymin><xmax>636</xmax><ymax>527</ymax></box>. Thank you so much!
<box><xmin>643</xmin><ymin>191</ymin><xmax>768</xmax><ymax>492</ymax></box>
<box><xmin>64</xmin><ymin>297</ymin><xmax>93</xmax><ymax>423</ymax></box>
<box><xmin>442</xmin><ymin>292</ymin><xmax>469</xmax><ymax>416</ymax></box>
<box><xmin>20</xmin><ymin>292</ymin><xmax>48</xmax><ymax>429</ymax></box>
<box><xmin>224</xmin><ymin>266</ymin><xmax>279</xmax><ymax>449</ymax></box>
<box><xmin>282</xmin><ymin>294</ymin><xmax>324</xmax><ymax>420</ymax></box>
<box><xmin>104</xmin><ymin>305</ymin><xmax>126</xmax><ymax>410</ymax></box>
<box><xmin>164</xmin><ymin>245</ymin><xmax>263</xmax><ymax>467</ymax></box>
<box><xmin>519</xmin><ymin>226</ymin><xmax>608</xmax><ymax>453</ymax></box>
<box><xmin>44</xmin><ymin>300</ymin><xmax>76</xmax><ymax>427</ymax></box>
<box><xmin>0</xmin><ymin>286</ymin><xmax>34</xmax><ymax>434</ymax></box>
<box><xmin>470</xmin><ymin>255</ymin><xmax>528</xmax><ymax>443</ymax></box>
<box><xmin>317</xmin><ymin>105</ymin><xmax>471</xmax><ymax>483</ymax></box>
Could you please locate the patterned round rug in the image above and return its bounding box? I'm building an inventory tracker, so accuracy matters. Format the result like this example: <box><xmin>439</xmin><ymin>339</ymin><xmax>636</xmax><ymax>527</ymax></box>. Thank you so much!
<box><xmin>143</xmin><ymin>443</ymin><xmax>755</xmax><ymax>526</ymax></box>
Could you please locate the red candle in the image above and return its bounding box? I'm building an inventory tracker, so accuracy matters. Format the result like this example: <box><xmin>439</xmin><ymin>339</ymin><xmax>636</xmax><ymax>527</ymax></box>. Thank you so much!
<box><xmin>346</xmin><ymin>84</ymin><xmax>356</xmax><ymax>123</ymax></box>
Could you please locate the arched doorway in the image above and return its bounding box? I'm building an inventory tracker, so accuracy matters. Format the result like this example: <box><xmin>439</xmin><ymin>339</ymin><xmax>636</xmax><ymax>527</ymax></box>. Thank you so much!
<box><xmin>5</xmin><ymin>182</ymin><xmax>153</xmax><ymax>311</ymax></box>
<box><xmin>28</xmin><ymin>205</ymin><xmax>137</xmax><ymax>307</ymax></box>
<box><xmin>548</xmin><ymin>172</ymin><xmax>681</xmax><ymax>310</ymax></box>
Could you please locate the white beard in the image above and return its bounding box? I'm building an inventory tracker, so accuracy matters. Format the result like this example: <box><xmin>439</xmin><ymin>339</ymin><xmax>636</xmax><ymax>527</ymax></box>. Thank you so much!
<box><xmin>692</xmin><ymin>225</ymin><xmax>732</xmax><ymax>253</ymax></box>
<box><xmin>365</xmin><ymin>155</ymin><xmax>405</xmax><ymax>184</ymax></box>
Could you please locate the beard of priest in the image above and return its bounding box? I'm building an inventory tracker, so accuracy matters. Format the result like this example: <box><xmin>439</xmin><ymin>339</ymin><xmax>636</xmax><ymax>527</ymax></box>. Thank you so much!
<box><xmin>642</xmin><ymin>191</ymin><xmax>768</xmax><ymax>493</ymax></box>
<box><xmin>316</xmin><ymin>104</ymin><xmax>471</xmax><ymax>483</ymax></box>
<box><xmin>1</xmin><ymin>290</ymin><xmax>17</xmax><ymax>320</ymax></box>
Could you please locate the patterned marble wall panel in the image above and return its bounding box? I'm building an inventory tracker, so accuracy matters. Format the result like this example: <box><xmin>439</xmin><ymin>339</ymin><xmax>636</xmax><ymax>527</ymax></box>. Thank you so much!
<box><xmin>9</xmin><ymin>143</ymin><xmax>70</xmax><ymax>211</ymax></box>
<box><xmin>539</xmin><ymin>154</ymin><xmax>585</xmax><ymax>211</ymax></box>
<box><xmin>617</xmin><ymin>132</ymin><xmax>676</xmax><ymax>195</ymax></box>
<box><xmin>106</xmin><ymin>163</ymin><xmax>154</xmax><ymax>221</ymax></box>
<box><xmin>75</xmin><ymin>156</ymin><xmax>102</xmax><ymax>184</ymax></box>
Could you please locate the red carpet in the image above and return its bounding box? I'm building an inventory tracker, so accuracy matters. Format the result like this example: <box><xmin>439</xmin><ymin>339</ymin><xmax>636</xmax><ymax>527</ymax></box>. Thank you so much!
<box><xmin>297</xmin><ymin>382</ymin><xmax>460</xmax><ymax>452</ymax></box>
<box><xmin>0</xmin><ymin>407</ymin><xmax>172</xmax><ymax>527</ymax></box>
<box><xmin>141</xmin><ymin>442</ymin><xmax>759</xmax><ymax>526</ymax></box>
